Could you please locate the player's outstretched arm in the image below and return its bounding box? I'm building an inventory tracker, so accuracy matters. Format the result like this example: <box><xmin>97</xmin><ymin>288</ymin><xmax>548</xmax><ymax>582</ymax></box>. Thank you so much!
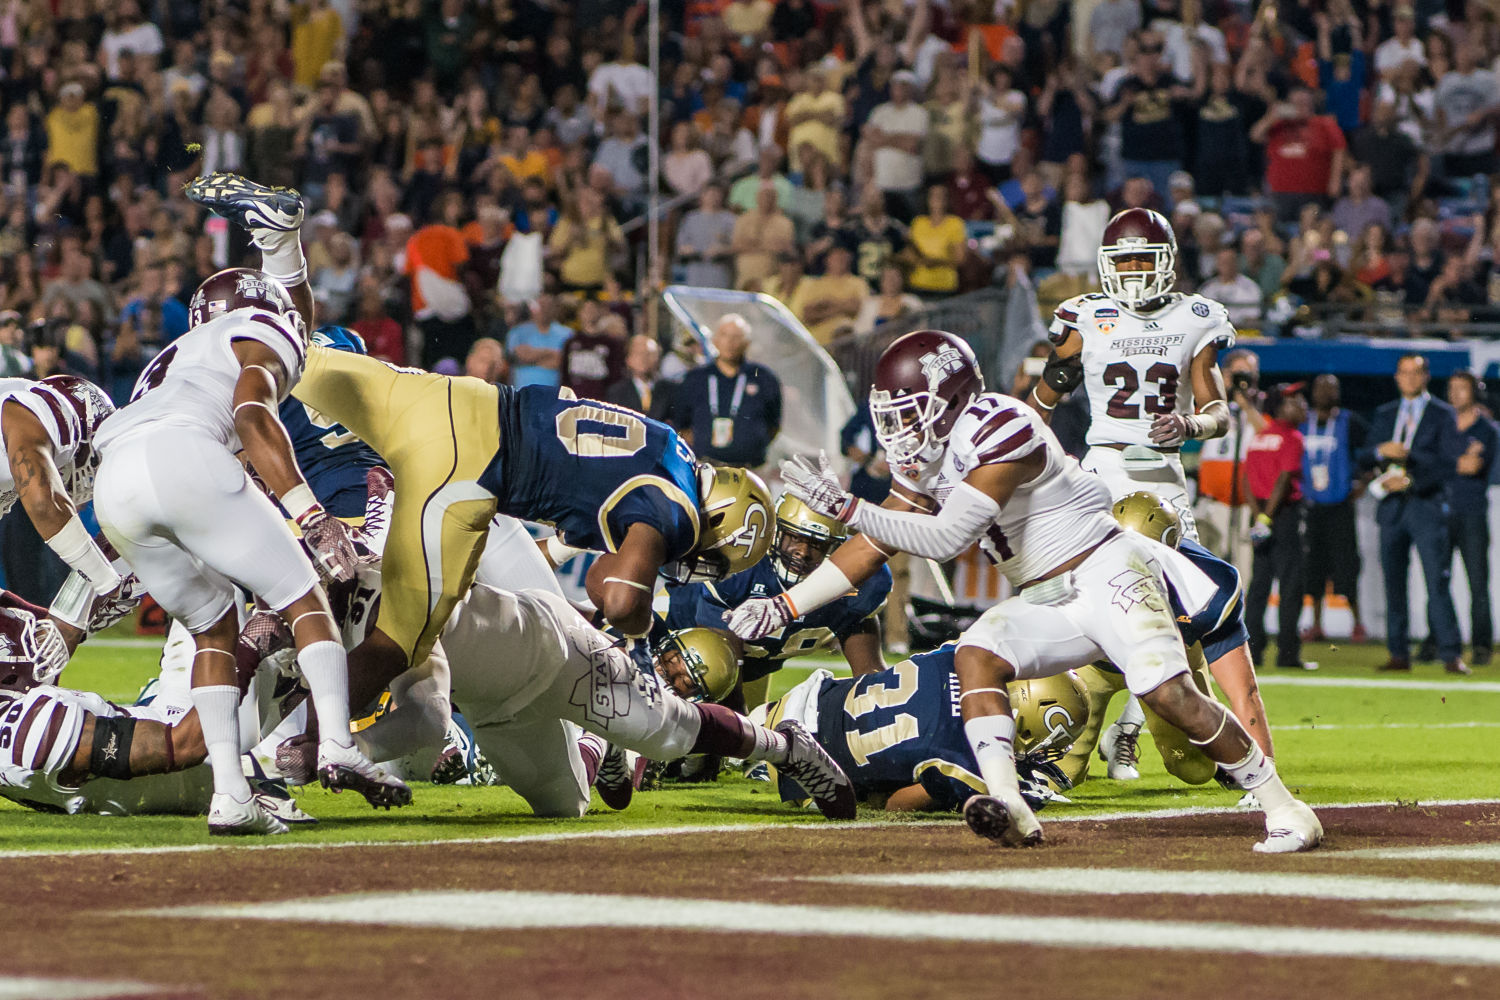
<box><xmin>1</xmin><ymin>400</ymin><xmax>120</xmax><ymax>597</ymax></box>
<box><xmin>60</xmin><ymin>710</ymin><xmax>206</xmax><ymax>787</ymax></box>
<box><xmin>839</xmin><ymin>617</ymin><xmax>887</xmax><ymax>677</ymax></box>
<box><xmin>586</xmin><ymin>522</ymin><xmax>666</xmax><ymax>637</ymax></box>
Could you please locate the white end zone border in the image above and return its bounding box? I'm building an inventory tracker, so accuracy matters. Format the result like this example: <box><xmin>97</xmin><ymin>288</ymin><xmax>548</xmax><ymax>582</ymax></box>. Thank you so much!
<box><xmin>0</xmin><ymin>798</ymin><xmax>1497</xmax><ymax>861</ymax></box>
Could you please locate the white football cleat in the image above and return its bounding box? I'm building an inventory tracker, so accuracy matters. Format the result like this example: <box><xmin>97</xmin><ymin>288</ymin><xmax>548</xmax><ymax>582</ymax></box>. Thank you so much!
<box><xmin>318</xmin><ymin>739</ymin><xmax>412</xmax><ymax>809</ymax></box>
<box><xmin>1099</xmin><ymin>721</ymin><xmax>1142</xmax><ymax>781</ymax></box>
<box><xmin>1236</xmin><ymin>791</ymin><xmax>1261</xmax><ymax>810</ymax></box>
<box><xmin>1253</xmin><ymin>800</ymin><xmax>1324</xmax><ymax>854</ymax></box>
<box><xmin>208</xmin><ymin>792</ymin><xmax>290</xmax><ymax>836</ymax></box>
<box><xmin>963</xmin><ymin>793</ymin><xmax>1043</xmax><ymax>847</ymax></box>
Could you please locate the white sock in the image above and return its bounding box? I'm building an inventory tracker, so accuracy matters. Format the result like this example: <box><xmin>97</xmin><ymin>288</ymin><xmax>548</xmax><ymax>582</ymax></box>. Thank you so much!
<box><xmin>1222</xmin><ymin>743</ymin><xmax>1296</xmax><ymax>814</ymax></box>
<box><xmin>1117</xmin><ymin>694</ymin><xmax>1145</xmax><ymax>730</ymax></box>
<box><xmin>193</xmin><ymin>684</ymin><xmax>252</xmax><ymax>799</ymax></box>
<box><xmin>964</xmin><ymin>714</ymin><xmax>1020</xmax><ymax>798</ymax></box>
<box><xmin>744</xmin><ymin>726</ymin><xmax>791</xmax><ymax>764</ymax></box>
<box><xmin>257</xmin><ymin>229</ymin><xmax>307</xmax><ymax>286</ymax></box>
<box><xmin>298</xmin><ymin>640</ymin><xmax>354</xmax><ymax>749</ymax></box>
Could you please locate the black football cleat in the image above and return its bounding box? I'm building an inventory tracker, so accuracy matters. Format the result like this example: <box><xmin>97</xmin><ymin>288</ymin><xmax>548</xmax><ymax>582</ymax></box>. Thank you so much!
<box><xmin>186</xmin><ymin>172</ymin><xmax>304</xmax><ymax>234</ymax></box>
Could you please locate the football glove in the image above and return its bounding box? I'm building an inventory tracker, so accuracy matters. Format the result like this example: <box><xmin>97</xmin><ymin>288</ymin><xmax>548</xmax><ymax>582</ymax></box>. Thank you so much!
<box><xmin>780</xmin><ymin>452</ymin><xmax>857</xmax><ymax>522</ymax></box>
<box><xmin>724</xmin><ymin>593</ymin><xmax>796</xmax><ymax>640</ymax></box>
<box><xmin>1249</xmin><ymin>513</ymin><xmax>1274</xmax><ymax>547</ymax></box>
<box><xmin>298</xmin><ymin>508</ymin><xmax>369</xmax><ymax>583</ymax></box>
<box><xmin>1041</xmin><ymin>350</ymin><xmax>1083</xmax><ymax>394</ymax></box>
<box><xmin>85</xmin><ymin>573</ymin><xmax>145</xmax><ymax>633</ymax></box>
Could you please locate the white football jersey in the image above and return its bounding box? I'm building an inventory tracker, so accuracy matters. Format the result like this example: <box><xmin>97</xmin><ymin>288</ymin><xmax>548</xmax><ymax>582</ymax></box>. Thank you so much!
<box><xmin>892</xmin><ymin>393</ymin><xmax>1117</xmax><ymax>586</ymax></box>
<box><xmin>95</xmin><ymin>308</ymin><xmax>307</xmax><ymax>453</ymax></box>
<box><xmin>1050</xmin><ymin>292</ymin><xmax>1235</xmax><ymax>448</ymax></box>
<box><xmin>0</xmin><ymin>377</ymin><xmax>96</xmax><ymax>517</ymax></box>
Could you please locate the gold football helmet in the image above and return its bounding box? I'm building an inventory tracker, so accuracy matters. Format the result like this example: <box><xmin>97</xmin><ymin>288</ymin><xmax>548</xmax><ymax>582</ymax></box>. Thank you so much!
<box><xmin>666</xmin><ymin>465</ymin><xmax>773</xmax><ymax>583</ymax></box>
<box><xmin>1009</xmin><ymin>671</ymin><xmax>1089</xmax><ymax>759</ymax></box>
<box><xmin>770</xmin><ymin>493</ymin><xmax>849</xmax><ymax>585</ymax></box>
<box><xmin>1112</xmin><ymin>491</ymin><xmax>1183</xmax><ymax>549</ymax></box>
<box><xmin>653</xmin><ymin>628</ymin><xmax>740</xmax><ymax>703</ymax></box>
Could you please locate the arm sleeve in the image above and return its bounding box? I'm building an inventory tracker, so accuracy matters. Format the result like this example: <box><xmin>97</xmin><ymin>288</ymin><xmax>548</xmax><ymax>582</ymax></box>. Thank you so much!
<box><xmin>848</xmin><ymin>481</ymin><xmax>1000</xmax><ymax>561</ymax></box>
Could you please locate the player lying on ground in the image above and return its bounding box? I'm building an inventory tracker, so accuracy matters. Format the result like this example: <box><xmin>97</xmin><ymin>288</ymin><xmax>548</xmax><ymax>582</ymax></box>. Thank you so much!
<box><xmin>1062</xmin><ymin>492</ymin><xmax>1276</xmax><ymax>790</ymax></box>
<box><xmin>91</xmin><ymin>256</ymin><xmax>405</xmax><ymax>836</ymax></box>
<box><xmin>659</xmin><ymin>493</ymin><xmax>891</xmax><ymax>710</ymax></box>
<box><xmin>758</xmin><ymin>645</ymin><xmax>1087</xmax><ymax>812</ymax></box>
<box><xmin>345</xmin><ymin>585</ymin><xmax>856</xmax><ymax>820</ymax></box>
<box><xmin>187</xmin><ymin>169</ymin><xmax>772</xmax><ymax>734</ymax></box>
<box><xmin>730</xmin><ymin>330</ymin><xmax>1321</xmax><ymax>852</ymax></box>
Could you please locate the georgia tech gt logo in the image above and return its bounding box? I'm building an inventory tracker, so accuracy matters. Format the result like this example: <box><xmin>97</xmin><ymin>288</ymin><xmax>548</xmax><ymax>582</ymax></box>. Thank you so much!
<box><xmin>919</xmin><ymin>346</ymin><xmax>967</xmax><ymax>384</ymax></box>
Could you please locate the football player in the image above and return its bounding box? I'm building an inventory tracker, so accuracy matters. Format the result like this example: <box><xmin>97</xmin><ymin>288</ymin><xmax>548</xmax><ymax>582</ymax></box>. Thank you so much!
<box><xmin>661</xmin><ymin>494</ymin><xmax>891</xmax><ymax>704</ymax></box>
<box><xmin>1030</xmin><ymin>208</ymin><xmax>1237</xmax><ymax>776</ymax></box>
<box><xmin>352</xmin><ymin>586</ymin><xmax>856</xmax><ymax>820</ymax></box>
<box><xmin>1061</xmin><ymin>492</ymin><xmax>1276</xmax><ymax>790</ymax></box>
<box><xmin>0</xmin><ymin>373</ymin><xmax>134</xmax><ymax>624</ymax></box>
<box><xmin>759</xmin><ymin>647</ymin><xmax>1087</xmax><ymax>813</ymax></box>
<box><xmin>186</xmin><ymin>172</ymin><xmax>772</xmax><ymax>724</ymax></box>
<box><xmin>729</xmin><ymin>330</ymin><xmax>1321</xmax><ymax>853</ymax></box>
<box><xmin>91</xmin><ymin>256</ymin><xmax>406</xmax><ymax>835</ymax></box>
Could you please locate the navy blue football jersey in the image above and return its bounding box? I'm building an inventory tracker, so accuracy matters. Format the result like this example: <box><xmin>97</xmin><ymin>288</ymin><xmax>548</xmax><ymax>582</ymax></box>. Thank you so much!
<box><xmin>810</xmin><ymin>644</ymin><xmax>983</xmax><ymax>810</ymax></box>
<box><xmin>480</xmin><ymin>386</ymin><xmax>702</xmax><ymax>559</ymax></box>
<box><xmin>665</xmin><ymin>559</ymin><xmax>890</xmax><ymax>682</ymax></box>
<box><xmin>279</xmin><ymin>397</ymin><xmax>384</xmax><ymax>518</ymax></box>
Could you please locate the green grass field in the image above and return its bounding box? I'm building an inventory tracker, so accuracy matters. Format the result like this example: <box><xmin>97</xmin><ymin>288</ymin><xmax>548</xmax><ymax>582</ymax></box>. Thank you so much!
<box><xmin>4</xmin><ymin>633</ymin><xmax>1497</xmax><ymax>852</ymax></box>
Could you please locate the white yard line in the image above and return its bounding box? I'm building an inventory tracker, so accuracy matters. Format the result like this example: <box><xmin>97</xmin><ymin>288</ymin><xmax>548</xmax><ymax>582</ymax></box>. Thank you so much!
<box><xmin>1</xmin><ymin>798</ymin><xmax>1496</xmax><ymax>861</ymax></box>
<box><xmin>1256</xmin><ymin>675</ymin><xmax>1500</xmax><ymax>693</ymax></box>
<box><xmin>1271</xmin><ymin>721</ymin><xmax>1500</xmax><ymax>732</ymax></box>
<box><xmin>1343</xmin><ymin>844</ymin><xmax>1500</xmax><ymax>862</ymax></box>
<box><xmin>798</xmin><ymin>867</ymin><xmax>1500</xmax><ymax>901</ymax></box>
<box><xmin>0</xmin><ymin>977</ymin><xmax>157</xmax><ymax>1000</ymax></box>
<box><xmin>133</xmin><ymin>889</ymin><xmax>1500</xmax><ymax>967</ymax></box>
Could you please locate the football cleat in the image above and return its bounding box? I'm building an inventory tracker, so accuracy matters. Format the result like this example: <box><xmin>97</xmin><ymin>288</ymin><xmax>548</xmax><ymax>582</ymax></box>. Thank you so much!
<box><xmin>594</xmin><ymin>743</ymin><xmax>646</xmax><ymax>811</ymax></box>
<box><xmin>275</xmin><ymin>733</ymin><xmax>318</xmax><ymax>787</ymax></box>
<box><xmin>318</xmin><ymin>739</ymin><xmax>412</xmax><ymax>809</ymax></box>
<box><xmin>775</xmin><ymin>720</ymin><xmax>856</xmax><ymax>820</ymax></box>
<box><xmin>186</xmin><ymin>172</ymin><xmax>304</xmax><ymax>237</ymax></box>
<box><xmin>963</xmin><ymin>793</ymin><xmax>1043</xmax><ymax>847</ymax></box>
<box><xmin>430</xmin><ymin>713</ymin><xmax>497</xmax><ymax>786</ymax></box>
<box><xmin>1253</xmin><ymin>800</ymin><xmax>1324</xmax><ymax>854</ymax></box>
<box><xmin>254</xmin><ymin>787</ymin><xmax>318</xmax><ymax>826</ymax></box>
<box><xmin>208</xmin><ymin>792</ymin><xmax>290</xmax><ymax>836</ymax></box>
<box><xmin>1099</xmin><ymin>721</ymin><xmax>1142</xmax><ymax>781</ymax></box>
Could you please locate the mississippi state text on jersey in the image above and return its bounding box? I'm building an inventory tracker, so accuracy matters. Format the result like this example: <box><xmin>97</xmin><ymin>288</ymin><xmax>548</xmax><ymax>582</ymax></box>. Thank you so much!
<box><xmin>1049</xmin><ymin>292</ymin><xmax>1234</xmax><ymax>449</ymax></box>
<box><xmin>664</xmin><ymin>560</ymin><xmax>891</xmax><ymax>682</ymax></box>
<box><xmin>479</xmin><ymin>386</ymin><xmax>702</xmax><ymax>559</ymax></box>
<box><xmin>95</xmin><ymin>307</ymin><xmax>307</xmax><ymax>453</ymax></box>
<box><xmin>892</xmin><ymin>393</ymin><xmax>1116</xmax><ymax>586</ymax></box>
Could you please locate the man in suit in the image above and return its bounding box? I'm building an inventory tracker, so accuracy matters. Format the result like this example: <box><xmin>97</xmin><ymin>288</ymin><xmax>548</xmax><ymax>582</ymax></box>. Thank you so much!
<box><xmin>1359</xmin><ymin>353</ymin><xmax>1469</xmax><ymax>674</ymax></box>
<box><xmin>605</xmin><ymin>334</ymin><xmax>670</xmax><ymax>421</ymax></box>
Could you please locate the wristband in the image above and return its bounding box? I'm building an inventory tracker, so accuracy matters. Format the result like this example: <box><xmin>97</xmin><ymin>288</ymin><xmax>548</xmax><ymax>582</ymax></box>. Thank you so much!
<box><xmin>1029</xmin><ymin>387</ymin><xmax>1056</xmax><ymax>411</ymax></box>
<box><xmin>44</xmin><ymin>515</ymin><xmax>121</xmax><ymax>596</ymax></box>
<box><xmin>281</xmin><ymin>482</ymin><xmax>320</xmax><ymax>523</ymax></box>
<box><xmin>49</xmin><ymin>571</ymin><xmax>93</xmax><ymax>629</ymax></box>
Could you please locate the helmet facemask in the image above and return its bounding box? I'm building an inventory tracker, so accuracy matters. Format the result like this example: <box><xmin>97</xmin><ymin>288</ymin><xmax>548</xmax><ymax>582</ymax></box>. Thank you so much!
<box><xmin>770</xmin><ymin>524</ymin><xmax>841</xmax><ymax>585</ymax></box>
<box><xmin>1098</xmin><ymin>245</ymin><xmax>1175</xmax><ymax>312</ymax></box>
<box><xmin>869</xmin><ymin>388</ymin><xmax>951</xmax><ymax>468</ymax></box>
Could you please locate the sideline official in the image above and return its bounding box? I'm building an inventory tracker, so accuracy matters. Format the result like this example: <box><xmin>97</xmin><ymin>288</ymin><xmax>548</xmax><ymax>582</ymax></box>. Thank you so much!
<box><xmin>670</xmin><ymin>313</ymin><xmax>781</xmax><ymax>468</ymax></box>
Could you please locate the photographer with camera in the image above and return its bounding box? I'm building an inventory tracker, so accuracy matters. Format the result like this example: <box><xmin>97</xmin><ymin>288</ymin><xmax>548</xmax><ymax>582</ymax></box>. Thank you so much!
<box><xmin>1195</xmin><ymin>348</ymin><xmax>1264</xmax><ymax>571</ymax></box>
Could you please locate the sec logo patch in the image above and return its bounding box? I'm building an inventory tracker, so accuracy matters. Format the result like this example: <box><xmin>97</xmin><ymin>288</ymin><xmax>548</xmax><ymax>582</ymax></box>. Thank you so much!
<box><xmin>1192</xmin><ymin>302</ymin><xmax>1210</xmax><ymax>317</ymax></box>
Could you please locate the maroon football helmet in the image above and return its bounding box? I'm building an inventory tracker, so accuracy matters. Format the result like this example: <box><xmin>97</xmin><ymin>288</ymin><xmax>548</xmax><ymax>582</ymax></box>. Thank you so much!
<box><xmin>38</xmin><ymin>375</ymin><xmax>115</xmax><ymax>501</ymax></box>
<box><xmin>188</xmin><ymin>267</ymin><xmax>305</xmax><ymax>340</ymax></box>
<box><xmin>1098</xmin><ymin>208</ymin><xmax>1177</xmax><ymax>311</ymax></box>
<box><xmin>868</xmin><ymin>330</ymin><xmax>984</xmax><ymax>468</ymax></box>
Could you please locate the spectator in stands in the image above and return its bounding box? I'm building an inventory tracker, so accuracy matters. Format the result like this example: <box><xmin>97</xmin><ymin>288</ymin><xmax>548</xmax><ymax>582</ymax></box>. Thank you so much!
<box><xmin>1255</xmin><ymin>85</ymin><xmax>1347</xmax><ymax>222</ymax></box>
<box><xmin>787</xmin><ymin>68</ymin><xmax>846</xmax><ymax>177</ymax></box>
<box><xmin>405</xmin><ymin>207</ymin><xmax>474</xmax><ymax>368</ymax></box>
<box><xmin>907</xmin><ymin>185</ymin><xmax>966</xmax><ymax>295</ymax></box>
<box><xmin>593</xmin><ymin>112</ymin><xmax>649</xmax><ymax>216</ymax></box>
<box><xmin>732</xmin><ymin>182</ymin><xmax>796</xmax><ymax>290</ymax></box>
<box><xmin>1301</xmin><ymin>375</ymin><xmax>1370</xmax><ymax>644</ymax></box>
<box><xmin>1373</xmin><ymin>5</ymin><xmax>1424</xmax><ymax>82</ymax></box>
<box><xmin>1351</xmin><ymin>102</ymin><xmax>1428</xmax><ymax>216</ymax></box>
<box><xmin>664</xmin><ymin>122</ymin><xmax>713</xmax><ymax>198</ymax></box>
<box><xmin>1245</xmin><ymin>385</ymin><xmax>1312</xmax><ymax>670</ymax></box>
<box><xmin>562</xmin><ymin>310</ymin><xmax>627</xmax><ymax>401</ymax></box>
<box><xmin>0</xmin><ymin>313</ymin><xmax>28</xmax><ymax>378</ymax></box>
<box><xmin>670</xmin><ymin>312</ymin><xmax>781</xmax><ymax>469</ymax></box>
<box><xmin>351</xmin><ymin>276</ymin><xmax>406</xmax><ymax>366</ymax></box>
<box><xmin>676</xmin><ymin>185</ymin><xmax>737</xmax><ymax>289</ymax></box>
<box><xmin>45</xmin><ymin>83</ymin><xmax>99</xmax><ymax>179</ymax></box>
<box><xmin>1445</xmin><ymin>371</ymin><xmax>1496</xmax><ymax>665</ymax></box>
<box><xmin>1434</xmin><ymin>41</ymin><xmax>1498</xmax><ymax>180</ymax></box>
<box><xmin>464</xmin><ymin>337</ymin><xmax>511</xmax><ymax>386</ymax></box>
<box><xmin>548</xmin><ymin>187</ymin><xmax>624</xmax><ymax>297</ymax></box>
<box><xmin>850</xmin><ymin>186</ymin><xmax>907</xmax><ymax>290</ymax></box>
<box><xmin>866</xmin><ymin>70</ymin><xmax>929</xmax><ymax>222</ymax></box>
<box><xmin>1314</xmin><ymin>2</ymin><xmax>1367</xmax><ymax>135</ymax></box>
<box><xmin>1405</xmin><ymin>218</ymin><xmax>1444</xmax><ymax>307</ymax></box>
<box><xmin>1089</xmin><ymin>0</ymin><xmax>1142</xmax><ymax>59</ymax></box>
<box><xmin>1199</xmin><ymin>249</ymin><xmax>1264</xmax><ymax>328</ymax></box>
<box><xmin>508</xmin><ymin>294</ymin><xmax>571</xmax><ymax>389</ymax></box>
<box><xmin>805</xmin><ymin>188</ymin><xmax>859</xmax><ymax>274</ymax></box>
<box><xmin>1331</xmin><ymin>166</ymin><xmax>1392</xmax><ymax>240</ymax></box>
<box><xmin>1191</xmin><ymin>63</ymin><xmax>1259</xmax><ymax>198</ymax></box>
<box><xmin>763</xmin><ymin>256</ymin><xmax>805</xmax><ymax>308</ymax></box>
<box><xmin>730</xmin><ymin>146</ymin><xmax>792</xmax><ymax>214</ymax></box>
<box><xmin>791</xmin><ymin>245</ymin><xmax>868</xmax><ymax>345</ymax></box>
<box><xmin>1361</xmin><ymin>353</ymin><xmax>1467</xmax><ymax>674</ymax></box>
<box><xmin>606</xmin><ymin>334</ymin><xmax>670</xmax><ymax>422</ymax></box>
<box><xmin>976</xmin><ymin>64</ymin><xmax>1027</xmax><ymax>186</ymax></box>
<box><xmin>1106</xmin><ymin>29</ymin><xmax>1190</xmax><ymax>204</ymax></box>
<box><xmin>854</xmin><ymin>264</ymin><xmax>923</xmax><ymax>336</ymax></box>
